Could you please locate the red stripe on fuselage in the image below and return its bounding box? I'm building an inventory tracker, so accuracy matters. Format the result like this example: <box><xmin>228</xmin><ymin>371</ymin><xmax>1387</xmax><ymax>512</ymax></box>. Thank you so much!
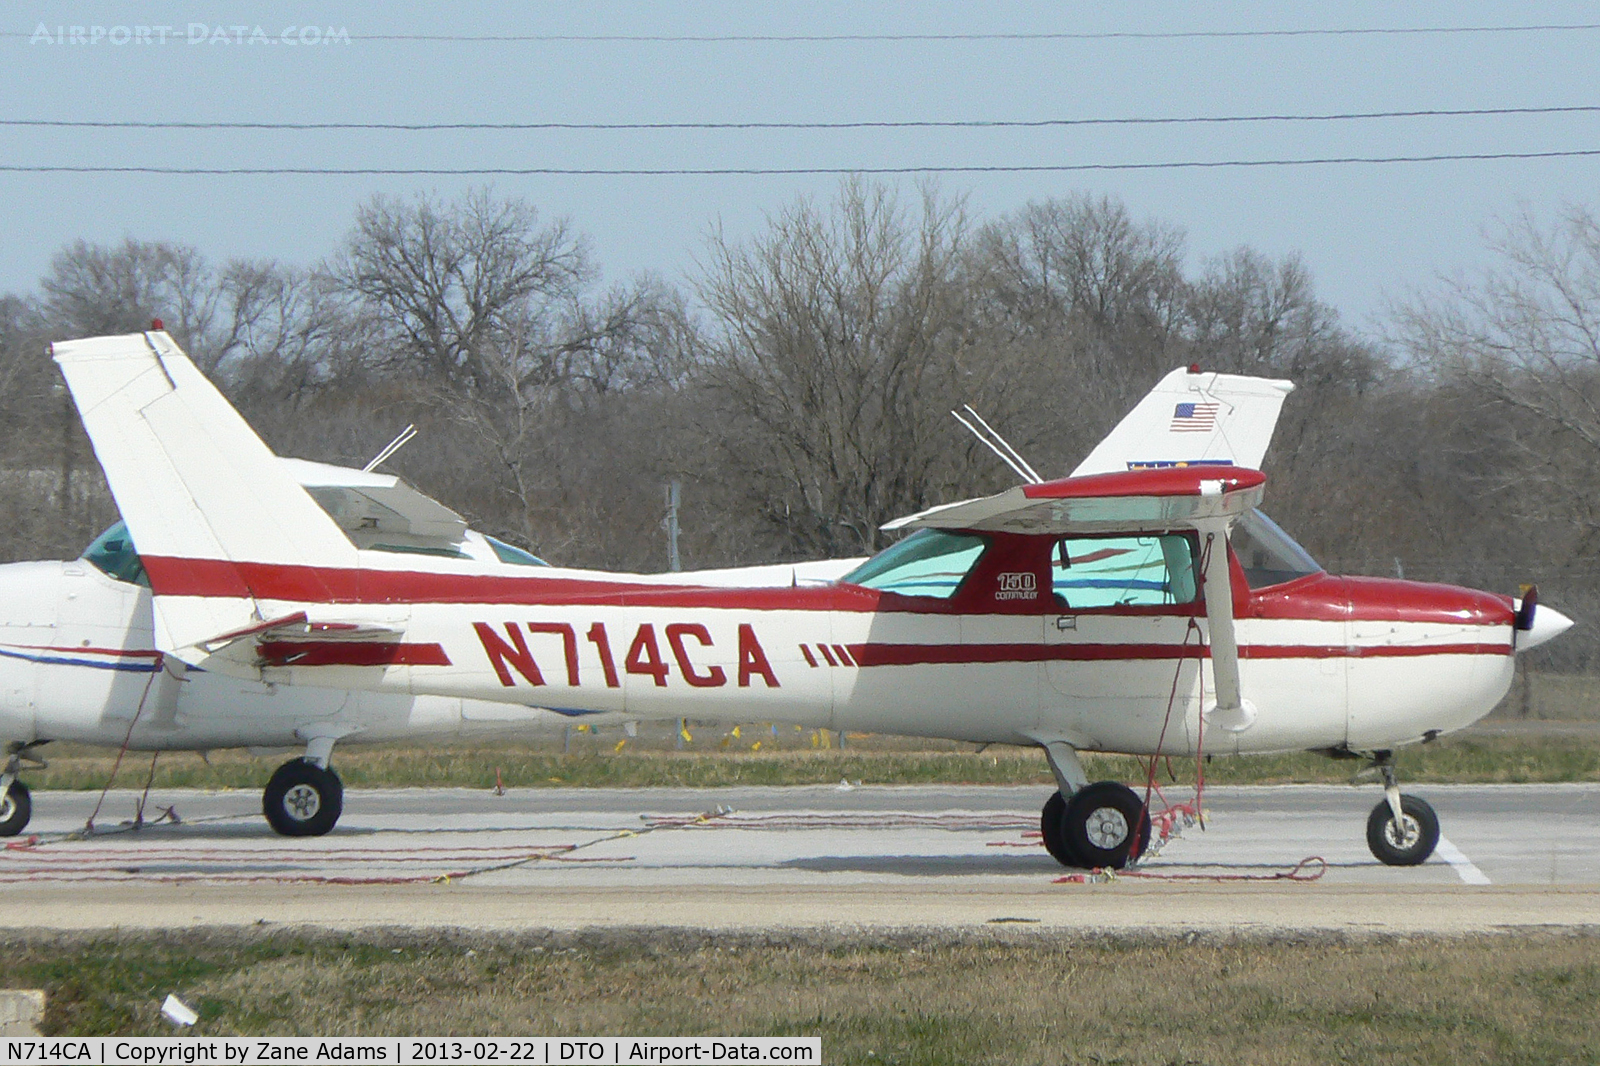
<box><xmin>846</xmin><ymin>642</ymin><xmax>1512</xmax><ymax>667</ymax></box>
<box><xmin>142</xmin><ymin>556</ymin><xmax>852</xmax><ymax>611</ymax></box>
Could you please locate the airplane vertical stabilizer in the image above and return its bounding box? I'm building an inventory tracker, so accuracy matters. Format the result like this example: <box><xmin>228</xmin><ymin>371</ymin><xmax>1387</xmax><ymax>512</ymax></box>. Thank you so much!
<box><xmin>53</xmin><ymin>331</ymin><xmax>358</xmax><ymax>655</ymax></box>
<box><xmin>1071</xmin><ymin>368</ymin><xmax>1294</xmax><ymax>477</ymax></box>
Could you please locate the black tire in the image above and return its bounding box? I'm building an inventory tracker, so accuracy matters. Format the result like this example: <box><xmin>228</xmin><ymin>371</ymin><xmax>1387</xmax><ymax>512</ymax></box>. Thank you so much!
<box><xmin>1063</xmin><ymin>781</ymin><xmax>1152</xmax><ymax>870</ymax></box>
<box><xmin>0</xmin><ymin>782</ymin><xmax>31</xmax><ymax>836</ymax></box>
<box><xmin>1366</xmin><ymin>794</ymin><xmax>1439</xmax><ymax>866</ymax></box>
<box><xmin>1040</xmin><ymin>791</ymin><xmax>1083</xmax><ymax>867</ymax></box>
<box><xmin>263</xmin><ymin>759</ymin><xmax>343</xmax><ymax>837</ymax></box>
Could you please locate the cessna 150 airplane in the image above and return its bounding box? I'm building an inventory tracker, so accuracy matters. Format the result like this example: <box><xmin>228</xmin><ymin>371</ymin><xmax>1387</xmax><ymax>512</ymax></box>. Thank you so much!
<box><xmin>1</xmin><ymin>334</ymin><xmax>1298</xmax><ymax>844</ymax></box>
<box><xmin>40</xmin><ymin>330</ymin><xmax>1576</xmax><ymax>868</ymax></box>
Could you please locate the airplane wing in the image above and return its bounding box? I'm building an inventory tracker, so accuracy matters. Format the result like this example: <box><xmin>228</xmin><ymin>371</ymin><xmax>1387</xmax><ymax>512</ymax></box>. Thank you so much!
<box><xmin>1071</xmin><ymin>367</ymin><xmax>1294</xmax><ymax>476</ymax></box>
<box><xmin>882</xmin><ymin>467</ymin><xmax>1265</xmax><ymax>535</ymax></box>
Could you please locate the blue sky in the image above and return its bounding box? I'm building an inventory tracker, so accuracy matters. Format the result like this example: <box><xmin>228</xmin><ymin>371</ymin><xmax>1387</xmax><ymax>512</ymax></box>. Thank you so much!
<box><xmin>5</xmin><ymin>2</ymin><xmax>1600</xmax><ymax>332</ymax></box>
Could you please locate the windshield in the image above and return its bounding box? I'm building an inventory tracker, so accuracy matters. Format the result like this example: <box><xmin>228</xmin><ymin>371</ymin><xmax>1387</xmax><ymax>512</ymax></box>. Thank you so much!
<box><xmin>1232</xmin><ymin>509</ymin><xmax>1322</xmax><ymax>589</ymax></box>
<box><xmin>82</xmin><ymin>520</ymin><xmax>149</xmax><ymax>587</ymax></box>
<box><xmin>841</xmin><ymin>529</ymin><xmax>986</xmax><ymax>599</ymax></box>
<box><xmin>486</xmin><ymin>535</ymin><xmax>549</xmax><ymax>567</ymax></box>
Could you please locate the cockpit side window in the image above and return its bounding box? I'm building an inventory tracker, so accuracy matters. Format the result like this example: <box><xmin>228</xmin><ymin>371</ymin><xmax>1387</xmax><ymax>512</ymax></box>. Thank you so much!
<box><xmin>1232</xmin><ymin>509</ymin><xmax>1322</xmax><ymax>589</ymax></box>
<box><xmin>1052</xmin><ymin>533</ymin><xmax>1197</xmax><ymax>609</ymax></box>
<box><xmin>841</xmin><ymin>529</ymin><xmax>987</xmax><ymax>599</ymax></box>
<box><xmin>82</xmin><ymin>520</ymin><xmax>150</xmax><ymax>587</ymax></box>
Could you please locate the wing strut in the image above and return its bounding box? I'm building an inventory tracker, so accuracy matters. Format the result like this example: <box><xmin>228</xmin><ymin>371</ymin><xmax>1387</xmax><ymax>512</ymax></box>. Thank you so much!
<box><xmin>1197</xmin><ymin>519</ymin><xmax>1255</xmax><ymax>732</ymax></box>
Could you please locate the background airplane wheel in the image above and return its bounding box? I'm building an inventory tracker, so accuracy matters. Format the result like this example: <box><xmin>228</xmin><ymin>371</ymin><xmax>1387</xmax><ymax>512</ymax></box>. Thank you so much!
<box><xmin>0</xmin><ymin>782</ymin><xmax>30</xmax><ymax>836</ymax></box>
<box><xmin>263</xmin><ymin>759</ymin><xmax>344</xmax><ymax>837</ymax></box>
<box><xmin>1366</xmin><ymin>794</ymin><xmax>1439</xmax><ymax>866</ymax></box>
<box><xmin>1040</xmin><ymin>791</ymin><xmax>1083</xmax><ymax>867</ymax></box>
<box><xmin>1063</xmin><ymin>781</ymin><xmax>1152</xmax><ymax>870</ymax></box>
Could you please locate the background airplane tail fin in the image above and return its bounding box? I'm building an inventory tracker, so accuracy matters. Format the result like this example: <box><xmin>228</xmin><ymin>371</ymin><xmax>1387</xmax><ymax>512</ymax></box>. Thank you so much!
<box><xmin>1071</xmin><ymin>367</ymin><xmax>1295</xmax><ymax>477</ymax></box>
<box><xmin>53</xmin><ymin>330</ymin><xmax>359</xmax><ymax>657</ymax></box>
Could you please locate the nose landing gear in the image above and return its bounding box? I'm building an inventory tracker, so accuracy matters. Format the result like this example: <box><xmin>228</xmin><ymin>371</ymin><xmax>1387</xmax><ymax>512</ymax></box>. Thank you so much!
<box><xmin>1364</xmin><ymin>753</ymin><xmax>1439</xmax><ymax>866</ymax></box>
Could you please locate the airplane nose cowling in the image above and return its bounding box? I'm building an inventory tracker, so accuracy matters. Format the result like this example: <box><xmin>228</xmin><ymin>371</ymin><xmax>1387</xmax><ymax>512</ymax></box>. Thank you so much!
<box><xmin>1517</xmin><ymin>601</ymin><xmax>1575</xmax><ymax>653</ymax></box>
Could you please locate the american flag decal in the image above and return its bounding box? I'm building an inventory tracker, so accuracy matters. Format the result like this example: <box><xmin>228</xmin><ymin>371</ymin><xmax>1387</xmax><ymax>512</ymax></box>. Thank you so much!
<box><xmin>1170</xmin><ymin>402</ymin><xmax>1220</xmax><ymax>432</ymax></box>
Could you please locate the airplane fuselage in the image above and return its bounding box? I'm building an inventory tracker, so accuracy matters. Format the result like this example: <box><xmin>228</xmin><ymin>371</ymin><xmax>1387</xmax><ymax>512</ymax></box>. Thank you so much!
<box><xmin>125</xmin><ymin>530</ymin><xmax>1519</xmax><ymax>758</ymax></box>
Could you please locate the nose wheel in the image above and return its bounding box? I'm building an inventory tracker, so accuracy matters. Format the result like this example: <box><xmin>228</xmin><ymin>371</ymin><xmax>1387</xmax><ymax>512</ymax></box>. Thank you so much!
<box><xmin>1364</xmin><ymin>755</ymin><xmax>1439</xmax><ymax>866</ymax></box>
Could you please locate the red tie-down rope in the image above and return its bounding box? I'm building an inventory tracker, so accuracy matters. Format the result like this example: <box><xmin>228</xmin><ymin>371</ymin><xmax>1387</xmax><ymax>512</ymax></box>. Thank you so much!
<box><xmin>1055</xmin><ymin>856</ymin><xmax>1328</xmax><ymax>884</ymax></box>
<box><xmin>80</xmin><ymin>655</ymin><xmax>166</xmax><ymax>834</ymax></box>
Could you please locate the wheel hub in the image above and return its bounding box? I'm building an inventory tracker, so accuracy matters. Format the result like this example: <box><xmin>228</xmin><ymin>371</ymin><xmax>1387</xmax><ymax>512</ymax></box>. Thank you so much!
<box><xmin>283</xmin><ymin>783</ymin><xmax>322</xmax><ymax>821</ymax></box>
<box><xmin>1384</xmin><ymin>813</ymin><xmax>1420</xmax><ymax>849</ymax></box>
<box><xmin>1084</xmin><ymin>805</ymin><xmax>1130</xmax><ymax>849</ymax></box>
<box><xmin>0</xmin><ymin>795</ymin><xmax>12</xmax><ymax>821</ymax></box>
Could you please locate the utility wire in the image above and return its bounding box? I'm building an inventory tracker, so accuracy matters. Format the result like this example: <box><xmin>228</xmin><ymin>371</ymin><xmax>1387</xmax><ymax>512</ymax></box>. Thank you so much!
<box><xmin>6</xmin><ymin>105</ymin><xmax>1600</xmax><ymax>132</ymax></box>
<box><xmin>6</xmin><ymin>24</ymin><xmax>1600</xmax><ymax>43</ymax></box>
<box><xmin>4</xmin><ymin>148</ymin><xmax>1600</xmax><ymax>175</ymax></box>
<box><xmin>361</xmin><ymin>23</ymin><xmax>1600</xmax><ymax>42</ymax></box>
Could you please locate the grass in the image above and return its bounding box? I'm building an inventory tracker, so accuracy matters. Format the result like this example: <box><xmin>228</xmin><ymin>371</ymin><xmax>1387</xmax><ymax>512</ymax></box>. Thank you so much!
<box><xmin>4</xmin><ymin>928</ymin><xmax>1599</xmax><ymax>1063</ymax></box>
<box><xmin>23</xmin><ymin>726</ymin><xmax>1600</xmax><ymax>793</ymax></box>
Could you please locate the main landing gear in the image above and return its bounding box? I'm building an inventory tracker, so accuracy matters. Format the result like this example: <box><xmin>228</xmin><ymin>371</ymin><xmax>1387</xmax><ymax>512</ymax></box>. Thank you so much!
<box><xmin>0</xmin><ymin>742</ymin><xmax>47</xmax><ymax>837</ymax></box>
<box><xmin>1364</xmin><ymin>753</ymin><xmax>1439</xmax><ymax>866</ymax></box>
<box><xmin>263</xmin><ymin>736</ymin><xmax>344</xmax><ymax>837</ymax></box>
<box><xmin>1037</xmin><ymin>742</ymin><xmax>1152</xmax><ymax>870</ymax></box>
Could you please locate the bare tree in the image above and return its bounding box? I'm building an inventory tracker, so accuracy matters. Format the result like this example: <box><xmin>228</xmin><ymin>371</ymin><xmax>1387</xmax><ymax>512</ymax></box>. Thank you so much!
<box><xmin>964</xmin><ymin>195</ymin><xmax>1191</xmax><ymax>475</ymax></box>
<box><xmin>331</xmin><ymin>188</ymin><xmax>592</xmax><ymax>392</ymax></box>
<box><xmin>693</xmin><ymin>179</ymin><xmax>1011</xmax><ymax>557</ymax></box>
<box><xmin>1396</xmin><ymin>206</ymin><xmax>1600</xmax><ymax>463</ymax></box>
<box><xmin>328</xmin><ymin>189</ymin><xmax>677</xmax><ymax>557</ymax></box>
<box><xmin>1190</xmin><ymin>248</ymin><xmax>1380</xmax><ymax>391</ymax></box>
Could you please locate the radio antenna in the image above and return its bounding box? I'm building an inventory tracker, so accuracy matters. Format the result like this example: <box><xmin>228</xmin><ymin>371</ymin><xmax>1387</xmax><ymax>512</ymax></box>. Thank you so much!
<box><xmin>362</xmin><ymin>424</ymin><xmax>417</xmax><ymax>473</ymax></box>
<box><xmin>951</xmin><ymin>406</ymin><xmax>1043</xmax><ymax>485</ymax></box>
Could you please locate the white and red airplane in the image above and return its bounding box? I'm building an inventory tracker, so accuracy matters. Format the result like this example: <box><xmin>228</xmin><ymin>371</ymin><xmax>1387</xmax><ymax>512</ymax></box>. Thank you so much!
<box><xmin>2</xmin><ymin>334</ymin><xmax>1299</xmax><ymax>845</ymax></box>
<box><xmin>39</xmin><ymin>331</ymin><xmax>1575</xmax><ymax>868</ymax></box>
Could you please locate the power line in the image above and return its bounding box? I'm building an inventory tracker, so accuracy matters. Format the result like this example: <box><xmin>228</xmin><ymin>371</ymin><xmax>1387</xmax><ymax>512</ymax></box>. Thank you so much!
<box><xmin>7</xmin><ymin>24</ymin><xmax>1600</xmax><ymax>44</ymax></box>
<box><xmin>6</xmin><ymin>105</ymin><xmax>1600</xmax><ymax>132</ymax></box>
<box><xmin>4</xmin><ymin>148</ymin><xmax>1600</xmax><ymax>176</ymax></box>
<box><xmin>350</xmin><ymin>23</ymin><xmax>1600</xmax><ymax>43</ymax></box>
